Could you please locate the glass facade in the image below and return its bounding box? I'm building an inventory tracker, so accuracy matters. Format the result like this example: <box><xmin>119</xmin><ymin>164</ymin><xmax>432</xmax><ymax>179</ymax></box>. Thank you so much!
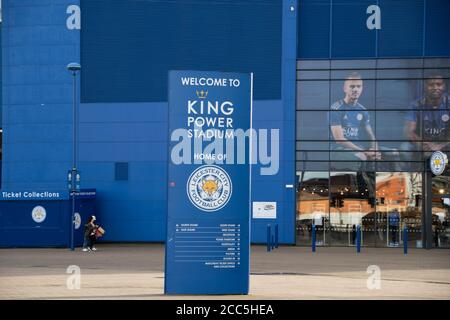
<box><xmin>431</xmin><ymin>174</ymin><xmax>450</xmax><ymax>248</ymax></box>
<box><xmin>296</xmin><ymin>58</ymin><xmax>450</xmax><ymax>247</ymax></box>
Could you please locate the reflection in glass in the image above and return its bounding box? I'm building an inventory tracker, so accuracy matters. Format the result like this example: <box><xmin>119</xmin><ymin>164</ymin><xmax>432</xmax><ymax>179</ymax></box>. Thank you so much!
<box><xmin>432</xmin><ymin>175</ymin><xmax>450</xmax><ymax>196</ymax></box>
<box><xmin>432</xmin><ymin>198</ymin><xmax>450</xmax><ymax>248</ymax></box>
<box><xmin>375</xmin><ymin>172</ymin><xmax>422</xmax><ymax>248</ymax></box>
<box><xmin>296</xmin><ymin>172</ymin><xmax>329</xmax><ymax>246</ymax></box>
<box><xmin>329</xmin><ymin>172</ymin><xmax>375</xmax><ymax>247</ymax></box>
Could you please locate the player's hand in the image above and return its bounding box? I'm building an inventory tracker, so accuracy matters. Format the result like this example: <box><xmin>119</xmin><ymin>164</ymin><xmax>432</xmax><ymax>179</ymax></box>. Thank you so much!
<box><xmin>365</xmin><ymin>149</ymin><xmax>381</xmax><ymax>160</ymax></box>
<box><xmin>355</xmin><ymin>152</ymin><xmax>368</xmax><ymax>161</ymax></box>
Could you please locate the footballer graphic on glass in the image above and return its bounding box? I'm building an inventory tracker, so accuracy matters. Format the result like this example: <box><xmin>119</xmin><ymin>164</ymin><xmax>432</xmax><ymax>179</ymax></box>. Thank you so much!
<box><xmin>330</xmin><ymin>72</ymin><xmax>400</xmax><ymax>170</ymax></box>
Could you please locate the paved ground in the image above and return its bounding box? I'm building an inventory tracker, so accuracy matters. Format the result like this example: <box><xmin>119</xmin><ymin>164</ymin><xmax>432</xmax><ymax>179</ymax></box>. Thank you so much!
<box><xmin>0</xmin><ymin>244</ymin><xmax>449</xmax><ymax>299</ymax></box>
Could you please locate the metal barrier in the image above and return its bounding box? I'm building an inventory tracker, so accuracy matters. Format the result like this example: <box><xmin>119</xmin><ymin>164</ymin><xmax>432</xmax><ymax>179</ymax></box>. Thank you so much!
<box><xmin>312</xmin><ymin>223</ymin><xmax>316</xmax><ymax>253</ymax></box>
<box><xmin>356</xmin><ymin>225</ymin><xmax>361</xmax><ymax>253</ymax></box>
<box><xmin>267</xmin><ymin>224</ymin><xmax>279</xmax><ymax>252</ymax></box>
<box><xmin>275</xmin><ymin>224</ymin><xmax>279</xmax><ymax>248</ymax></box>
<box><xmin>403</xmin><ymin>226</ymin><xmax>408</xmax><ymax>255</ymax></box>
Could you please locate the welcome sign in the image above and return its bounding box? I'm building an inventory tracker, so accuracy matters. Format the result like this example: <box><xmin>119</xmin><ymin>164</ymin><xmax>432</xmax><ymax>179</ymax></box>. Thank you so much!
<box><xmin>165</xmin><ymin>70</ymin><xmax>252</xmax><ymax>294</ymax></box>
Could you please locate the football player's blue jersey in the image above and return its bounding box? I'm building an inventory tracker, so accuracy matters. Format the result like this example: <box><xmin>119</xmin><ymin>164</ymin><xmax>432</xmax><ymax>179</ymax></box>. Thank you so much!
<box><xmin>330</xmin><ymin>100</ymin><xmax>370</xmax><ymax>148</ymax></box>
<box><xmin>405</xmin><ymin>95</ymin><xmax>450</xmax><ymax>141</ymax></box>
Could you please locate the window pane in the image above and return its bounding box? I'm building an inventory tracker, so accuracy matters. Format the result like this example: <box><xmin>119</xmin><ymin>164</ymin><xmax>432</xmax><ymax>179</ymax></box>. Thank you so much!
<box><xmin>296</xmin><ymin>171</ymin><xmax>330</xmax><ymax>246</ymax></box>
<box><xmin>297</xmin><ymin>60</ymin><xmax>331</xmax><ymax>70</ymax></box>
<box><xmin>423</xmin><ymin>68</ymin><xmax>450</xmax><ymax>79</ymax></box>
<box><xmin>296</xmin><ymin>151</ymin><xmax>329</xmax><ymax>162</ymax></box>
<box><xmin>375</xmin><ymin>111</ymin><xmax>408</xmax><ymax>140</ymax></box>
<box><xmin>329</xmin><ymin>160</ymin><xmax>375</xmax><ymax>172</ymax></box>
<box><xmin>432</xmin><ymin>197</ymin><xmax>450</xmax><ymax>248</ymax></box>
<box><xmin>297</xmin><ymin>70</ymin><xmax>330</xmax><ymax>80</ymax></box>
<box><xmin>432</xmin><ymin>174</ymin><xmax>450</xmax><ymax>196</ymax></box>
<box><xmin>377</xmin><ymin>59</ymin><xmax>423</xmax><ymax>69</ymax></box>
<box><xmin>296</xmin><ymin>141</ymin><xmax>329</xmax><ymax>151</ymax></box>
<box><xmin>330</xmin><ymin>59</ymin><xmax>376</xmax><ymax>70</ymax></box>
<box><xmin>376</xmin><ymin>79</ymin><xmax>422</xmax><ymax>110</ymax></box>
<box><xmin>297</xmin><ymin>111</ymin><xmax>329</xmax><ymax>140</ymax></box>
<box><xmin>376</xmin><ymin>172</ymin><xmax>422</xmax><ymax>248</ymax></box>
<box><xmin>296</xmin><ymin>161</ymin><xmax>330</xmax><ymax>171</ymax></box>
<box><xmin>329</xmin><ymin>172</ymin><xmax>376</xmax><ymax>246</ymax></box>
<box><xmin>424</xmin><ymin>58</ymin><xmax>450</xmax><ymax>68</ymax></box>
<box><xmin>377</xmin><ymin>69</ymin><xmax>423</xmax><ymax>80</ymax></box>
<box><xmin>296</xmin><ymin>81</ymin><xmax>330</xmax><ymax>110</ymax></box>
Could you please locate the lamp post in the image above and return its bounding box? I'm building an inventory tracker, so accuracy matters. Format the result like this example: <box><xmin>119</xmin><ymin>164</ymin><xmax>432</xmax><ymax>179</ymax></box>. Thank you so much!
<box><xmin>67</xmin><ymin>62</ymin><xmax>81</xmax><ymax>251</ymax></box>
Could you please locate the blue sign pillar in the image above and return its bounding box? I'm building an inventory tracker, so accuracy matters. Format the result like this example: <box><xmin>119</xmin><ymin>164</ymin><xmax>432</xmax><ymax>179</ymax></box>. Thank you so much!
<box><xmin>165</xmin><ymin>70</ymin><xmax>252</xmax><ymax>294</ymax></box>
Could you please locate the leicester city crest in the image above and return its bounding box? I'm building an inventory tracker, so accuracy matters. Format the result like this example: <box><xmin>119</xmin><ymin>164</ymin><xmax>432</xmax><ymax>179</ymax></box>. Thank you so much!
<box><xmin>430</xmin><ymin>151</ymin><xmax>448</xmax><ymax>176</ymax></box>
<box><xmin>187</xmin><ymin>165</ymin><xmax>232</xmax><ymax>212</ymax></box>
<box><xmin>31</xmin><ymin>206</ymin><xmax>46</xmax><ymax>223</ymax></box>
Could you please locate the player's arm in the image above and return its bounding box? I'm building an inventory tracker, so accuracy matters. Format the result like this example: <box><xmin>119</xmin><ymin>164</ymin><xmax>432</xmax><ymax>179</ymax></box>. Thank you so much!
<box><xmin>364</xmin><ymin>124</ymin><xmax>378</xmax><ymax>150</ymax></box>
<box><xmin>364</xmin><ymin>124</ymin><xmax>382</xmax><ymax>160</ymax></box>
<box><xmin>435</xmin><ymin>141</ymin><xmax>450</xmax><ymax>150</ymax></box>
<box><xmin>404</xmin><ymin>120</ymin><xmax>421</xmax><ymax>143</ymax></box>
<box><xmin>330</xmin><ymin>125</ymin><xmax>364</xmax><ymax>151</ymax></box>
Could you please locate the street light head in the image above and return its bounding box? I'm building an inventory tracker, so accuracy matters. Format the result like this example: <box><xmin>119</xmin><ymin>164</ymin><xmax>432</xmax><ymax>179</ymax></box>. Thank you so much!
<box><xmin>67</xmin><ymin>62</ymin><xmax>81</xmax><ymax>72</ymax></box>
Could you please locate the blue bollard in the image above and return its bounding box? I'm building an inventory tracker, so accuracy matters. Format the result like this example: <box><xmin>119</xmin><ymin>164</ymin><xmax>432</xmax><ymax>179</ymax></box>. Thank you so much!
<box><xmin>312</xmin><ymin>223</ymin><xmax>316</xmax><ymax>253</ymax></box>
<box><xmin>356</xmin><ymin>225</ymin><xmax>361</xmax><ymax>253</ymax></box>
<box><xmin>275</xmin><ymin>224</ymin><xmax>279</xmax><ymax>248</ymax></box>
<box><xmin>271</xmin><ymin>234</ymin><xmax>275</xmax><ymax>250</ymax></box>
<box><xmin>267</xmin><ymin>224</ymin><xmax>271</xmax><ymax>252</ymax></box>
<box><xmin>403</xmin><ymin>226</ymin><xmax>408</xmax><ymax>255</ymax></box>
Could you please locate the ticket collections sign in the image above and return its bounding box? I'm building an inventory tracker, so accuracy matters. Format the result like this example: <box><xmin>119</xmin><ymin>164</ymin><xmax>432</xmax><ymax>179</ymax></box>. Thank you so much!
<box><xmin>165</xmin><ymin>70</ymin><xmax>252</xmax><ymax>294</ymax></box>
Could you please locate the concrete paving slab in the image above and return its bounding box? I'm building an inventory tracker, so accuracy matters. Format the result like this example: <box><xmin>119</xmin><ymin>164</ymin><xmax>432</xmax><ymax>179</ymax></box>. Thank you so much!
<box><xmin>0</xmin><ymin>244</ymin><xmax>449</xmax><ymax>299</ymax></box>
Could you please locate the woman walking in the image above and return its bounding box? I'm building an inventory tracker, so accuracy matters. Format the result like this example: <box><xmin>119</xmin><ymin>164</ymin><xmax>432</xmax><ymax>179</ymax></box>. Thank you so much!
<box><xmin>82</xmin><ymin>215</ymin><xmax>98</xmax><ymax>252</ymax></box>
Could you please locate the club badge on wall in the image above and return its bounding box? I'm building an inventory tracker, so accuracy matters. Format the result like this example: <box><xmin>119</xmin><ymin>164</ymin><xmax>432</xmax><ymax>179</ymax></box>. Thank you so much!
<box><xmin>31</xmin><ymin>206</ymin><xmax>46</xmax><ymax>223</ymax></box>
<box><xmin>430</xmin><ymin>151</ymin><xmax>448</xmax><ymax>176</ymax></box>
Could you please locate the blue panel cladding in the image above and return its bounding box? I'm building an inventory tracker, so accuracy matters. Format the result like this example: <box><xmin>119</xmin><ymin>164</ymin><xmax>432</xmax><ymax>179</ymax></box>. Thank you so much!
<box><xmin>251</xmin><ymin>101</ymin><xmax>286</xmax><ymax>244</ymax></box>
<box><xmin>280</xmin><ymin>0</ymin><xmax>297</xmax><ymax>244</ymax></box>
<box><xmin>249</xmin><ymin>0</ymin><xmax>297</xmax><ymax>245</ymax></box>
<box><xmin>2</xmin><ymin>1</ymin><xmax>295</xmax><ymax>244</ymax></box>
<box><xmin>425</xmin><ymin>0</ymin><xmax>450</xmax><ymax>56</ymax></box>
<box><xmin>0</xmin><ymin>22</ymin><xmax>2</xmax><ymax>127</ymax></box>
<box><xmin>0</xmin><ymin>200</ymin><xmax>69</xmax><ymax>247</ymax></box>
<box><xmin>81</xmin><ymin>0</ymin><xmax>282</xmax><ymax>103</ymax></box>
<box><xmin>298</xmin><ymin>0</ymin><xmax>449</xmax><ymax>59</ymax></box>
<box><xmin>2</xmin><ymin>0</ymin><xmax>80</xmax><ymax>190</ymax></box>
<box><xmin>0</xmin><ymin>196</ymin><xmax>95</xmax><ymax>248</ymax></box>
<box><xmin>77</xmin><ymin>102</ymin><xmax>169</xmax><ymax>241</ymax></box>
<box><xmin>331</xmin><ymin>0</ymin><xmax>376</xmax><ymax>58</ymax></box>
<box><xmin>378</xmin><ymin>0</ymin><xmax>424</xmax><ymax>57</ymax></box>
<box><xmin>297</xmin><ymin>0</ymin><xmax>331</xmax><ymax>58</ymax></box>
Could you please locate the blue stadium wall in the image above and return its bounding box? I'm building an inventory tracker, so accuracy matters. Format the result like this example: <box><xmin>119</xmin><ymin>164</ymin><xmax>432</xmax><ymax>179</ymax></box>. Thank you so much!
<box><xmin>1</xmin><ymin>0</ymin><xmax>449</xmax><ymax>245</ymax></box>
<box><xmin>1</xmin><ymin>0</ymin><xmax>296</xmax><ymax>243</ymax></box>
